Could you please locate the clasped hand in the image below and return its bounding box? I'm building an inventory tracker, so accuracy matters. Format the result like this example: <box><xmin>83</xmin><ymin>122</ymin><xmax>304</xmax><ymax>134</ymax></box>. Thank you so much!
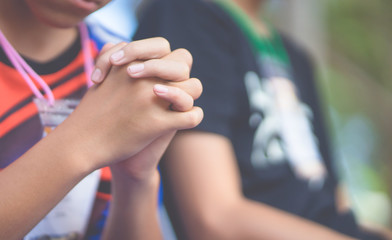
<box><xmin>60</xmin><ymin>37</ymin><xmax>202</xmax><ymax>184</ymax></box>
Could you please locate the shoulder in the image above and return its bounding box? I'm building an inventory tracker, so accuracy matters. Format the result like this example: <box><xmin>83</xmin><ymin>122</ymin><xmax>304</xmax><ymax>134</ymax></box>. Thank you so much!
<box><xmin>134</xmin><ymin>0</ymin><xmax>251</xmax><ymax>74</ymax></box>
<box><xmin>280</xmin><ymin>33</ymin><xmax>315</xmax><ymax>71</ymax></box>
<box><xmin>134</xmin><ymin>0</ymin><xmax>238</xmax><ymax>43</ymax></box>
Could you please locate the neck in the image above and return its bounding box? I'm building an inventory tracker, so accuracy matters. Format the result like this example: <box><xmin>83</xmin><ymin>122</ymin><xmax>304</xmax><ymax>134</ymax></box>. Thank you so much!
<box><xmin>231</xmin><ymin>0</ymin><xmax>270</xmax><ymax>37</ymax></box>
<box><xmin>232</xmin><ymin>0</ymin><xmax>262</xmax><ymax>19</ymax></box>
<box><xmin>0</xmin><ymin>0</ymin><xmax>78</xmax><ymax>63</ymax></box>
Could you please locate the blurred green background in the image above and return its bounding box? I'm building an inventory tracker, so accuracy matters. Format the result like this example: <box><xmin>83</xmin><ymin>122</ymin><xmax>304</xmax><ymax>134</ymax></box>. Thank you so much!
<box><xmin>267</xmin><ymin>0</ymin><xmax>392</xmax><ymax>229</ymax></box>
<box><xmin>323</xmin><ymin>0</ymin><xmax>392</xmax><ymax>228</ymax></box>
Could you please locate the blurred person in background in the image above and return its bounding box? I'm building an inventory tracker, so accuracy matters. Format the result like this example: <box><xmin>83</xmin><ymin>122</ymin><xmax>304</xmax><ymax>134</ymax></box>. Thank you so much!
<box><xmin>134</xmin><ymin>0</ymin><xmax>391</xmax><ymax>239</ymax></box>
<box><xmin>0</xmin><ymin>0</ymin><xmax>203</xmax><ymax>239</ymax></box>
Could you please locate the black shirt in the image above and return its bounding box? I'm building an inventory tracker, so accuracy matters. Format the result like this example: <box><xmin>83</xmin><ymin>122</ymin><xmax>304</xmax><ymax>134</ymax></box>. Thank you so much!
<box><xmin>134</xmin><ymin>0</ymin><xmax>380</xmax><ymax>239</ymax></box>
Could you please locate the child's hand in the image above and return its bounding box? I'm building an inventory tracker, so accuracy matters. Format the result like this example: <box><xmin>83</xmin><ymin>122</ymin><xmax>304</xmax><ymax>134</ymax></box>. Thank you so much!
<box><xmin>92</xmin><ymin>38</ymin><xmax>201</xmax><ymax>111</ymax></box>
<box><xmin>110</xmin><ymin>48</ymin><xmax>202</xmax><ymax>184</ymax></box>
<box><xmin>88</xmin><ymin>38</ymin><xmax>203</xmax><ymax>185</ymax></box>
<box><xmin>91</xmin><ymin>37</ymin><xmax>189</xmax><ymax>84</ymax></box>
<box><xmin>52</xmin><ymin>38</ymin><xmax>203</xmax><ymax>173</ymax></box>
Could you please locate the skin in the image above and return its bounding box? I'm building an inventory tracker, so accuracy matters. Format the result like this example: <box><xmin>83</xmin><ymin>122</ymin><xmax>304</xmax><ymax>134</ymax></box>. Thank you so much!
<box><xmin>232</xmin><ymin>0</ymin><xmax>269</xmax><ymax>36</ymax></box>
<box><xmin>0</xmin><ymin>0</ymin><xmax>203</xmax><ymax>239</ymax></box>
<box><xmin>161</xmin><ymin>0</ymin><xmax>389</xmax><ymax>239</ymax></box>
<box><xmin>164</xmin><ymin>132</ymin><xmax>356</xmax><ymax>240</ymax></box>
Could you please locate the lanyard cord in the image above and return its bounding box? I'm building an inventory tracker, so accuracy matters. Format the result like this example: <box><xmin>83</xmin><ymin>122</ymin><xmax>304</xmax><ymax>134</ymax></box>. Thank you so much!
<box><xmin>0</xmin><ymin>22</ymin><xmax>94</xmax><ymax>106</ymax></box>
<box><xmin>0</xmin><ymin>29</ymin><xmax>53</xmax><ymax>103</ymax></box>
<box><xmin>79</xmin><ymin>22</ymin><xmax>94</xmax><ymax>88</ymax></box>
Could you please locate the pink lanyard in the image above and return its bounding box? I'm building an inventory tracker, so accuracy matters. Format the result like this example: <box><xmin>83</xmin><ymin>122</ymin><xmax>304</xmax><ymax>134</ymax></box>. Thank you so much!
<box><xmin>0</xmin><ymin>23</ymin><xmax>94</xmax><ymax>106</ymax></box>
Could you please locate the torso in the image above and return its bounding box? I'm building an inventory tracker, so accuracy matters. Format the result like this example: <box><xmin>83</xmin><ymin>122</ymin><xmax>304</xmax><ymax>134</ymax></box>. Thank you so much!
<box><xmin>0</xmin><ymin>34</ymin><xmax>89</xmax><ymax>168</ymax></box>
<box><xmin>135</xmin><ymin>0</ymin><xmax>362</xmax><ymax>238</ymax></box>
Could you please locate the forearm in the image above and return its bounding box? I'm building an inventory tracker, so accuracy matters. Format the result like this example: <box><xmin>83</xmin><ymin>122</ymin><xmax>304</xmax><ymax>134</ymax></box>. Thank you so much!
<box><xmin>164</xmin><ymin>132</ymin><xmax>357</xmax><ymax>240</ymax></box>
<box><xmin>239</xmin><ymin>199</ymin><xmax>356</xmax><ymax>240</ymax></box>
<box><xmin>101</xmin><ymin>169</ymin><xmax>162</xmax><ymax>240</ymax></box>
<box><xmin>0</xmin><ymin>126</ymin><xmax>92</xmax><ymax>240</ymax></box>
<box><xmin>193</xmin><ymin>198</ymin><xmax>357</xmax><ymax>240</ymax></box>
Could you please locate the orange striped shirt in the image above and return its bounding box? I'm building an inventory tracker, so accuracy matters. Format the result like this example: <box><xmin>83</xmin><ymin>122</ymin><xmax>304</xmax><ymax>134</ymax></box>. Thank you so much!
<box><xmin>0</xmin><ymin>34</ymin><xmax>112</xmax><ymax>195</ymax></box>
<box><xmin>0</xmin><ymin>28</ymin><xmax>119</xmax><ymax>239</ymax></box>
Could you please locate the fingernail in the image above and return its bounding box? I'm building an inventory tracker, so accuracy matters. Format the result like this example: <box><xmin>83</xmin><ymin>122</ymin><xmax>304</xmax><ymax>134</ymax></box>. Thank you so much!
<box><xmin>154</xmin><ymin>84</ymin><xmax>169</xmax><ymax>94</ymax></box>
<box><xmin>110</xmin><ymin>50</ymin><xmax>124</xmax><ymax>62</ymax></box>
<box><xmin>91</xmin><ymin>68</ymin><xmax>102</xmax><ymax>83</ymax></box>
<box><xmin>128</xmin><ymin>63</ymin><xmax>145</xmax><ymax>74</ymax></box>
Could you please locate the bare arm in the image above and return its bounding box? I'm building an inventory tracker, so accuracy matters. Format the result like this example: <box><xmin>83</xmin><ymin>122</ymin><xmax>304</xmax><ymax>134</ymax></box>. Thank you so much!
<box><xmin>101</xmin><ymin>134</ymin><xmax>174</xmax><ymax>240</ymax></box>
<box><xmin>100</xmin><ymin>45</ymin><xmax>201</xmax><ymax>240</ymax></box>
<box><xmin>163</xmin><ymin>131</ymin><xmax>358</xmax><ymax>240</ymax></box>
<box><xmin>0</xmin><ymin>38</ymin><xmax>202</xmax><ymax>240</ymax></box>
<box><xmin>0</xmin><ymin>123</ymin><xmax>92</xmax><ymax>240</ymax></box>
<box><xmin>101</xmin><ymin>169</ymin><xmax>162</xmax><ymax>240</ymax></box>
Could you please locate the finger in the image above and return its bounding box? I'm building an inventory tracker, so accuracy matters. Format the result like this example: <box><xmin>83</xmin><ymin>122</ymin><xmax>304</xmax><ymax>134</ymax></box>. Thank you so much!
<box><xmin>162</xmin><ymin>48</ymin><xmax>193</xmax><ymax>69</ymax></box>
<box><xmin>127</xmin><ymin>58</ymin><xmax>190</xmax><ymax>82</ymax></box>
<box><xmin>169</xmin><ymin>107</ymin><xmax>204</xmax><ymax>130</ymax></box>
<box><xmin>126</xmin><ymin>48</ymin><xmax>193</xmax><ymax>81</ymax></box>
<box><xmin>153</xmin><ymin>84</ymin><xmax>194</xmax><ymax>112</ymax></box>
<box><xmin>109</xmin><ymin>37</ymin><xmax>171</xmax><ymax>65</ymax></box>
<box><xmin>167</xmin><ymin>78</ymin><xmax>202</xmax><ymax>100</ymax></box>
<box><xmin>100</xmin><ymin>42</ymin><xmax>116</xmax><ymax>55</ymax></box>
<box><xmin>91</xmin><ymin>42</ymin><xmax>127</xmax><ymax>84</ymax></box>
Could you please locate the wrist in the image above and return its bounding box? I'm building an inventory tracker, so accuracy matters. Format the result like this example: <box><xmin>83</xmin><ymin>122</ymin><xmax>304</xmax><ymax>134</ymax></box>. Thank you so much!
<box><xmin>45</xmin><ymin>121</ymin><xmax>97</xmax><ymax>178</ymax></box>
<box><xmin>111</xmin><ymin>168</ymin><xmax>160</xmax><ymax>196</ymax></box>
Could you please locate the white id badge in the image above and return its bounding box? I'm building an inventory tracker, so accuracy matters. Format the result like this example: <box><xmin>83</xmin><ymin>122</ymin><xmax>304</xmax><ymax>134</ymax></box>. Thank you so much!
<box><xmin>33</xmin><ymin>98</ymin><xmax>80</xmax><ymax>137</ymax></box>
<box><xmin>24</xmin><ymin>99</ymin><xmax>101</xmax><ymax>240</ymax></box>
<box><xmin>271</xmin><ymin>77</ymin><xmax>327</xmax><ymax>189</ymax></box>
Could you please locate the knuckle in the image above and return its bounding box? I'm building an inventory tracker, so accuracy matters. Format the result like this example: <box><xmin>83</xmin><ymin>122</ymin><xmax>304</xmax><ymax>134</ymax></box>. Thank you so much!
<box><xmin>170</xmin><ymin>87</ymin><xmax>183</xmax><ymax>102</ymax></box>
<box><xmin>103</xmin><ymin>42</ymin><xmax>113</xmax><ymax>47</ymax></box>
<box><xmin>188</xmin><ymin>97</ymin><xmax>195</xmax><ymax>107</ymax></box>
<box><xmin>155</xmin><ymin>37</ymin><xmax>171</xmax><ymax>51</ymax></box>
<box><xmin>101</xmin><ymin>42</ymin><xmax>113</xmax><ymax>52</ymax></box>
<box><xmin>177</xmin><ymin>48</ymin><xmax>193</xmax><ymax>66</ymax></box>
<box><xmin>191</xmin><ymin>78</ymin><xmax>203</xmax><ymax>97</ymax></box>
<box><xmin>183</xmin><ymin>78</ymin><xmax>203</xmax><ymax>100</ymax></box>
<box><xmin>186</xmin><ymin>112</ymin><xmax>200</xmax><ymax>128</ymax></box>
<box><xmin>147</xmin><ymin>59</ymin><xmax>161</xmax><ymax>74</ymax></box>
<box><xmin>126</xmin><ymin>42</ymin><xmax>140</xmax><ymax>55</ymax></box>
<box><xmin>179</xmin><ymin>62</ymin><xmax>191</xmax><ymax>79</ymax></box>
<box><xmin>116</xmin><ymin>41</ymin><xmax>128</xmax><ymax>48</ymax></box>
<box><xmin>95</xmin><ymin>55</ymin><xmax>111</xmax><ymax>69</ymax></box>
<box><xmin>176</xmin><ymin>98</ymin><xmax>194</xmax><ymax>112</ymax></box>
<box><xmin>98</xmin><ymin>42</ymin><xmax>127</xmax><ymax>65</ymax></box>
